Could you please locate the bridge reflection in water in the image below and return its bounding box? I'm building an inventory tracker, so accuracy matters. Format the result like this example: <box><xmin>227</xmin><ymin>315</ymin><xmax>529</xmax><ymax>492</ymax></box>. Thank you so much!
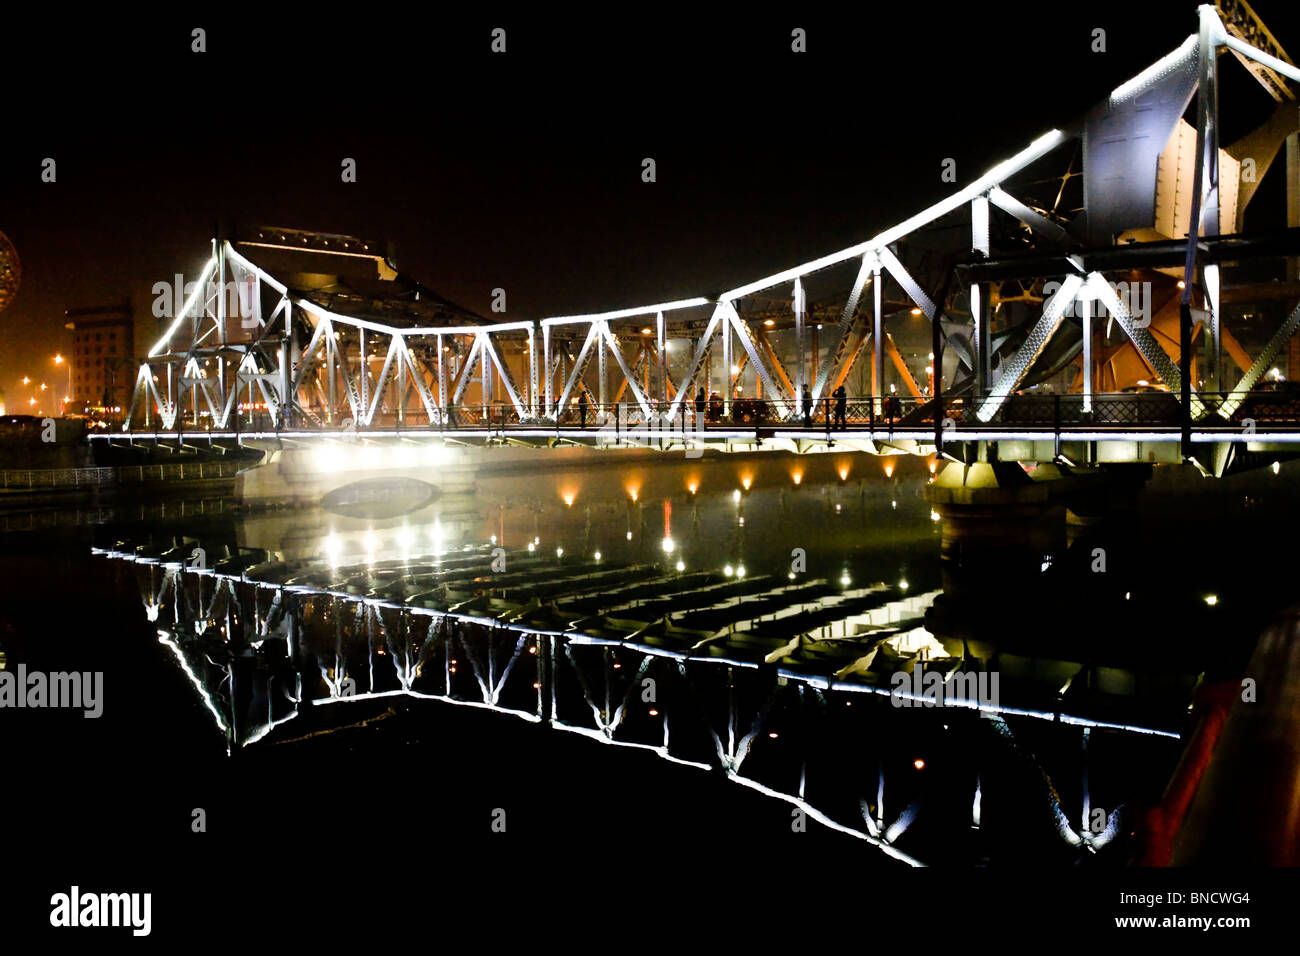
<box><xmin>96</xmin><ymin>460</ymin><xmax>1197</xmax><ymax>866</ymax></box>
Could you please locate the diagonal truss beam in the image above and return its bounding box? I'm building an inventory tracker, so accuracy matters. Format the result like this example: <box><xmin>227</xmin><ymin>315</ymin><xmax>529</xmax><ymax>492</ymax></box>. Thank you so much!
<box><xmin>976</xmin><ymin>274</ymin><xmax>1085</xmax><ymax>422</ymax></box>
<box><xmin>812</xmin><ymin>253</ymin><xmax>876</xmax><ymax>402</ymax></box>
<box><xmin>1217</xmin><ymin>299</ymin><xmax>1300</xmax><ymax>419</ymax></box>
<box><xmin>667</xmin><ymin>304</ymin><xmax>725</xmax><ymax>421</ymax></box>
<box><xmin>599</xmin><ymin>321</ymin><xmax>653</xmax><ymax>418</ymax></box>
<box><xmin>1087</xmin><ymin>273</ymin><xmax>1203</xmax><ymax>415</ymax></box>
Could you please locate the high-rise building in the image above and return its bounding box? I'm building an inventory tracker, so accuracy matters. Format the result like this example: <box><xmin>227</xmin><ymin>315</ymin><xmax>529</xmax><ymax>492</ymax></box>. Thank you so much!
<box><xmin>64</xmin><ymin>301</ymin><xmax>134</xmax><ymax>412</ymax></box>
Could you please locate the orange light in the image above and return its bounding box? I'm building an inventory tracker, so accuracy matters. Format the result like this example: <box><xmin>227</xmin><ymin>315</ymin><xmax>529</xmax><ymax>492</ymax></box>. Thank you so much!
<box><xmin>641</xmin><ymin>327</ymin><xmax>652</xmax><ymax>335</ymax></box>
<box><xmin>913</xmin><ymin>758</ymin><xmax>925</xmax><ymax>770</ymax></box>
<box><xmin>763</xmin><ymin>318</ymin><xmax>775</xmax><ymax>327</ymax></box>
<box><xmin>686</xmin><ymin>478</ymin><xmax>699</xmax><ymax>495</ymax></box>
<box><xmin>910</xmin><ymin>307</ymin><xmax>922</xmax><ymax>316</ymax></box>
<box><xmin>883</xmin><ymin>460</ymin><xmax>895</xmax><ymax>478</ymax></box>
<box><xmin>1177</xmin><ymin>280</ymin><xmax>1186</xmax><ymax>289</ymax></box>
<box><xmin>648</xmin><ymin>708</ymin><xmax>660</xmax><ymax>717</ymax></box>
<box><xmin>927</xmin><ymin>457</ymin><xmax>937</xmax><ymax>475</ymax></box>
<box><xmin>740</xmin><ymin>472</ymin><xmax>753</xmax><ymax>491</ymax></box>
<box><xmin>837</xmin><ymin>460</ymin><xmax>850</xmax><ymax>481</ymax></box>
<box><xmin>627</xmin><ymin>484</ymin><xmax>639</xmax><ymax>503</ymax></box>
<box><xmin>560</xmin><ymin>487</ymin><xmax>576</xmax><ymax>507</ymax></box>
<box><xmin>53</xmin><ymin>354</ymin><xmax>64</xmax><ymax>365</ymax></box>
<box><xmin>791</xmin><ymin>469</ymin><xmax>803</xmax><ymax>486</ymax></box>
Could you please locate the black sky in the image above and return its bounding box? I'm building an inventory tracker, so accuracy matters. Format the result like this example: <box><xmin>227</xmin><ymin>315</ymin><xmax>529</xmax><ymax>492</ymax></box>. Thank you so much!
<box><xmin>3</xmin><ymin>2</ymin><xmax>1298</xmax><ymax>405</ymax></box>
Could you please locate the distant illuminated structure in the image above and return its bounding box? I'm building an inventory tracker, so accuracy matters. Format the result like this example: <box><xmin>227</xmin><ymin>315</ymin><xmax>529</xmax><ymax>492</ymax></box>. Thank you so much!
<box><xmin>65</xmin><ymin>301</ymin><xmax>134</xmax><ymax>414</ymax></box>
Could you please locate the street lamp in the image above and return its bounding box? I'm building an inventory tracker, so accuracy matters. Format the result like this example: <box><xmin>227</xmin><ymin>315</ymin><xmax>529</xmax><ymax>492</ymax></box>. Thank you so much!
<box><xmin>52</xmin><ymin>353</ymin><xmax>71</xmax><ymax>412</ymax></box>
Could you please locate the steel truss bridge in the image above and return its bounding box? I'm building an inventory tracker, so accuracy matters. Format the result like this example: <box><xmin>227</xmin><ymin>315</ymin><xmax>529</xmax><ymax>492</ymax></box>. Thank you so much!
<box><xmin>109</xmin><ymin>4</ymin><xmax>1300</xmax><ymax>474</ymax></box>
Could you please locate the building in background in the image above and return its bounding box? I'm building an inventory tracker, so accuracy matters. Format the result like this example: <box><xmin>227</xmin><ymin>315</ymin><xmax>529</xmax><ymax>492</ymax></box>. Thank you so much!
<box><xmin>64</xmin><ymin>300</ymin><xmax>133</xmax><ymax>414</ymax></box>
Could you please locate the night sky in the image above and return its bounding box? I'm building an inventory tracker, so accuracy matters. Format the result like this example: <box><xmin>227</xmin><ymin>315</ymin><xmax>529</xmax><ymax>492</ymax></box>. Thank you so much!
<box><xmin>3</xmin><ymin>2</ymin><xmax>1298</xmax><ymax>406</ymax></box>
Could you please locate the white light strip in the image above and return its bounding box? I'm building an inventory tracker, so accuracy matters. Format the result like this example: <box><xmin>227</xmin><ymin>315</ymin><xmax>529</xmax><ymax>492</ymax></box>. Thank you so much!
<box><xmin>230</xmin><ymin>242</ymin><xmax>528</xmax><ymax>337</ymax></box>
<box><xmin>223</xmin><ymin>242</ymin><xmax>287</xmax><ymax>296</ymax></box>
<box><xmin>295</xmin><ymin>296</ymin><xmax>533</xmax><ymax>338</ymax></box>
<box><xmin>722</xmin><ymin>131</ymin><xmax>1066</xmax><ymax>300</ymax></box>
<box><xmin>1109</xmin><ymin>34</ymin><xmax>1199</xmax><ymax>104</ymax></box>
<box><xmin>542</xmin><ymin>298</ymin><xmax>710</xmax><ymax>326</ymax></box>
<box><xmin>148</xmin><ymin>256</ymin><xmax>217</xmax><ymax>357</ymax></box>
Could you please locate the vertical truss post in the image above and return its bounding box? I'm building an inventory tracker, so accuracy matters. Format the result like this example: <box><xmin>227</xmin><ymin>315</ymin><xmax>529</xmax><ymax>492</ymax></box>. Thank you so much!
<box><xmin>542</xmin><ymin>325</ymin><xmax>552</xmax><ymax>416</ymax></box>
<box><xmin>166</xmin><ymin>362</ymin><xmax>176</xmax><ymax>428</ymax></box>
<box><xmin>933</xmin><ymin>277</ymin><xmax>944</xmax><ymax>447</ymax></box>
<box><xmin>598</xmin><ymin>323</ymin><xmax>607</xmax><ymax>406</ymax></box>
<box><xmin>1205</xmin><ymin>263</ymin><xmax>1222</xmax><ymax>391</ymax></box>
<box><xmin>281</xmin><ymin>299</ymin><xmax>292</xmax><ymax>428</ymax></box>
<box><xmin>359</xmin><ymin>328</ymin><xmax>368</xmax><ymax>418</ymax></box>
<box><xmin>327</xmin><ymin>323</ymin><xmax>337</xmax><ymax>423</ymax></box>
<box><xmin>437</xmin><ymin>334</ymin><xmax>447</xmax><ymax>413</ymax></box>
<box><xmin>1083</xmin><ymin>295</ymin><xmax>1093</xmax><ymax>415</ymax></box>
<box><xmin>656</xmin><ymin>311</ymin><xmax>666</xmax><ymax>409</ymax></box>
<box><xmin>1201</xmin><ymin>7</ymin><xmax>1222</xmax><ymax>392</ymax></box>
<box><xmin>480</xmin><ymin>333</ymin><xmax>491</xmax><ymax>420</ymax></box>
<box><xmin>1182</xmin><ymin>8</ymin><xmax>1221</xmax><ymax>454</ymax></box>
<box><xmin>529</xmin><ymin>322</ymin><xmax>540</xmax><ymax>418</ymax></box>
<box><xmin>396</xmin><ymin>335</ymin><xmax>406</xmax><ymax>427</ymax></box>
<box><xmin>972</xmin><ymin>195</ymin><xmax>991</xmax><ymax>399</ymax></box>
<box><xmin>794</xmin><ymin>278</ymin><xmax>805</xmax><ymax>415</ymax></box>
<box><xmin>872</xmin><ymin>262</ymin><xmax>884</xmax><ymax>412</ymax></box>
<box><xmin>704</xmin><ymin>340</ymin><xmax>712</xmax><ymax>406</ymax></box>
<box><xmin>721</xmin><ymin>307</ymin><xmax>732</xmax><ymax>415</ymax></box>
<box><xmin>215</xmin><ymin>235</ymin><xmax>227</xmax><ymax>409</ymax></box>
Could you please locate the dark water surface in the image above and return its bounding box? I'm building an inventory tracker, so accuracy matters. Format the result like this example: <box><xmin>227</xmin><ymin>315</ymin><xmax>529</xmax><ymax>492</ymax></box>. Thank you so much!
<box><xmin>3</xmin><ymin>451</ymin><xmax>1299</xmax><ymax>936</ymax></box>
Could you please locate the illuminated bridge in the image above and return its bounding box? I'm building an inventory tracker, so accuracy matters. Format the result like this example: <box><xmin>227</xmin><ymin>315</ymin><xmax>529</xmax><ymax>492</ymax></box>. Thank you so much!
<box><xmin>98</xmin><ymin>4</ymin><xmax>1300</xmax><ymax>479</ymax></box>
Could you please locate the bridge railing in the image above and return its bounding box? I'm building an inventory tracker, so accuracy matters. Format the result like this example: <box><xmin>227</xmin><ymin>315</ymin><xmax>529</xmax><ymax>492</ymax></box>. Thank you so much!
<box><xmin>128</xmin><ymin>389</ymin><xmax>1300</xmax><ymax>435</ymax></box>
<box><xmin>0</xmin><ymin>462</ymin><xmax>243</xmax><ymax>490</ymax></box>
